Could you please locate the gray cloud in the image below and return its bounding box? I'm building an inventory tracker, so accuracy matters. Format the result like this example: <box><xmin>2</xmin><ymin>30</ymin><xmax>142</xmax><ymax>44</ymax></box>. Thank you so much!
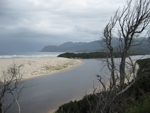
<box><xmin>0</xmin><ymin>0</ymin><xmax>127</xmax><ymax>52</ymax></box>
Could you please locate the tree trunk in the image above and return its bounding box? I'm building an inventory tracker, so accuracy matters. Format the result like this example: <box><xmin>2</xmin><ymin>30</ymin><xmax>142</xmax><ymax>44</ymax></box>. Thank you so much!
<box><xmin>120</xmin><ymin>52</ymin><xmax>126</xmax><ymax>89</ymax></box>
<box><xmin>0</xmin><ymin>103</ymin><xmax>2</xmax><ymax>113</ymax></box>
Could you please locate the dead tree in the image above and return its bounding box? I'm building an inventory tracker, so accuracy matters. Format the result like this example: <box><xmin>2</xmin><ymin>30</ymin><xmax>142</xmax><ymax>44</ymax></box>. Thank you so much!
<box><xmin>101</xmin><ymin>11</ymin><xmax>119</xmax><ymax>90</ymax></box>
<box><xmin>102</xmin><ymin>0</ymin><xmax>150</xmax><ymax>89</ymax></box>
<box><xmin>0</xmin><ymin>63</ymin><xmax>25</xmax><ymax>113</ymax></box>
<box><xmin>96</xmin><ymin>0</ymin><xmax>150</xmax><ymax>113</ymax></box>
<box><xmin>117</xmin><ymin>0</ymin><xmax>150</xmax><ymax>89</ymax></box>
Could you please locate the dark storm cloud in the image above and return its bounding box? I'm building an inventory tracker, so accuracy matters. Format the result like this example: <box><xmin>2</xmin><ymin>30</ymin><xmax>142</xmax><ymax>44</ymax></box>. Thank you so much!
<box><xmin>0</xmin><ymin>0</ymin><xmax>127</xmax><ymax>52</ymax></box>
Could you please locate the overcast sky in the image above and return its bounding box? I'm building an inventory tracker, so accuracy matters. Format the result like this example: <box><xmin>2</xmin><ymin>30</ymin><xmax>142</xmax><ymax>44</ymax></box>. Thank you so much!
<box><xmin>0</xmin><ymin>0</ymin><xmax>127</xmax><ymax>52</ymax></box>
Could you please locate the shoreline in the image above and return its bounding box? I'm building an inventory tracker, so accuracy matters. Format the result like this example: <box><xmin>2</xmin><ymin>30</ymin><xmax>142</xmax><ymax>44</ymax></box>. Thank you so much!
<box><xmin>0</xmin><ymin>57</ymin><xmax>83</xmax><ymax>81</ymax></box>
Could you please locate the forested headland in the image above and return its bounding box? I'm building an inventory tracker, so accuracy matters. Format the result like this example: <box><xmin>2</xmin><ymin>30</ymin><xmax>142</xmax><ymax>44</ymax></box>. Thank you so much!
<box><xmin>57</xmin><ymin>52</ymin><xmax>142</xmax><ymax>59</ymax></box>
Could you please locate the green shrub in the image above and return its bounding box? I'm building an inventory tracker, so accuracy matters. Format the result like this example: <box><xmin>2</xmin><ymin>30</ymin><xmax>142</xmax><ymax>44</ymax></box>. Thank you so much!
<box><xmin>125</xmin><ymin>96</ymin><xmax>150</xmax><ymax>113</ymax></box>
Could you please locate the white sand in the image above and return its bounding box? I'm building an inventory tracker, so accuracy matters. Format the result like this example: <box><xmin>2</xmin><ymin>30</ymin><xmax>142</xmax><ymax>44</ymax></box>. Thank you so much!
<box><xmin>0</xmin><ymin>57</ymin><xmax>83</xmax><ymax>80</ymax></box>
<box><xmin>124</xmin><ymin>60</ymin><xmax>139</xmax><ymax>83</ymax></box>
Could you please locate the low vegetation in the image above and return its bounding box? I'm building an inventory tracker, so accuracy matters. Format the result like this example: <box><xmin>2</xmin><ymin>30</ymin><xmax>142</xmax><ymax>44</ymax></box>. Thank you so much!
<box><xmin>42</xmin><ymin>62</ymin><xmax>74</xmax><ymax>72</ymax></box>
<box><xmin>58</xmin><ymin>52</ymin><xmax>122</xmax><ymax>59</ymax></box>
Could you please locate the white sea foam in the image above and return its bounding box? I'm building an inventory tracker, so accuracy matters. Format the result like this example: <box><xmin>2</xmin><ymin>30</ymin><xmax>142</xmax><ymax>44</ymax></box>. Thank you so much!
<box><xmin>0</xmin><ymin>52</ymin><xmax>63</xmax><ymax>59</ymax></box>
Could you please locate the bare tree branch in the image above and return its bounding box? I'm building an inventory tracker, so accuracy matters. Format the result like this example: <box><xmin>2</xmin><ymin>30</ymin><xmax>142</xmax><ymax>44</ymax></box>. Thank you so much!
<box><xmin>0</xmin><ymin>63</ymin><xmax>25</xmax><ymax>113</ymax></box>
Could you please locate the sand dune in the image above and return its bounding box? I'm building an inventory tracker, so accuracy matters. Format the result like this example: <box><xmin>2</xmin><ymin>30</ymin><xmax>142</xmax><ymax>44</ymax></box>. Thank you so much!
<box><xmin>0</xmin><ymin>57</ymin><xmax>83</xmax><ymax>80</ymax></box>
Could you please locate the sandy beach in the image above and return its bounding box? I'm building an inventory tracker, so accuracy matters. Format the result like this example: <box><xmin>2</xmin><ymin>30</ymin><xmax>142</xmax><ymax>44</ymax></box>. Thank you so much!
<box><xmin>0</xmin><ymin>57</ymin><xmax>83</xmax><ymax>80</ymax></box>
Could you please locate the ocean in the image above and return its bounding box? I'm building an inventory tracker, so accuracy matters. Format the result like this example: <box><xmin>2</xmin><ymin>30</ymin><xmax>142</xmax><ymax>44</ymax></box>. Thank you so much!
<box><xmin>0</xmin><ymin>52</ymin><xmax>64</xmax><ymax>59</ymax></box>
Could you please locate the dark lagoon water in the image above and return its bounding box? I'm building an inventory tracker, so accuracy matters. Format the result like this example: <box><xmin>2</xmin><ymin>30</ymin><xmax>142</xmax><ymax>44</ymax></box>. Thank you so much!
<box><xmin>6</xmin><ymin>59</ymin><xmax>108</xmax><ymax>113</ymax></box>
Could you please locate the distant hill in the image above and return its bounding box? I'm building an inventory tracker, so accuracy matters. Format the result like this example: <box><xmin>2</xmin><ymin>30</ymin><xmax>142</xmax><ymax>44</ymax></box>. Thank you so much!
<box><xmin>40</xmin><ymin>40</ymin><xmax>103</xmax><ymax>52</ymax></box>
<box><xmin>40</xmin><ymin>38</ymin><xmax>150</xmax><ymax>54</ymax></box>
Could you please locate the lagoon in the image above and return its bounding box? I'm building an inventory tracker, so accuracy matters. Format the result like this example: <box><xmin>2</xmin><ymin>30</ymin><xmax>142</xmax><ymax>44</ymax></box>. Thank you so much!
<box><xmin>7</xmin><ymin>59</ymin><xmax>104</xmax><ymax>113</ymax></box>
